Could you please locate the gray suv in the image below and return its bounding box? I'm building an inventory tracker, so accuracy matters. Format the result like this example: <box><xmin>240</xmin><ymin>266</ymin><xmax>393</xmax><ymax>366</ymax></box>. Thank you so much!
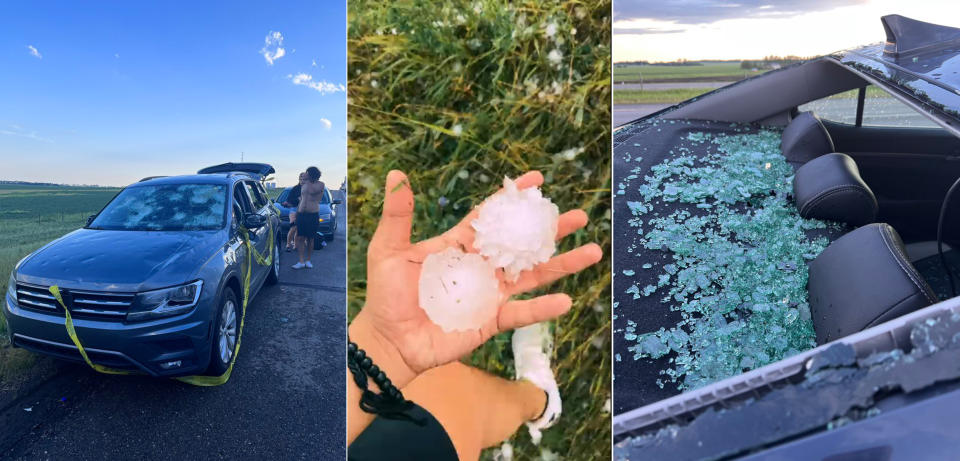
<box><xmin>3</xmin><ymin>163</ymin><xmax>281</xmax><ymax>377</ymax></box>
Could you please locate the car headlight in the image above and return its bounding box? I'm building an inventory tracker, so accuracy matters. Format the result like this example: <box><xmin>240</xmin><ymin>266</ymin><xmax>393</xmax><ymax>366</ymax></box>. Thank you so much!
<box><xmin>127</xmin><ymin>281</ymin><xmax>202</xmax><ymax>321</ymax></box>
<box><xmin>318</xmin><ymin>214</ymin><xmax>331</xmax><ymax>223</ymax></box>
<box><xmin>6</xmin><ymin>272</ymin><xmax>15</xmax><ymax>303</ymax></box>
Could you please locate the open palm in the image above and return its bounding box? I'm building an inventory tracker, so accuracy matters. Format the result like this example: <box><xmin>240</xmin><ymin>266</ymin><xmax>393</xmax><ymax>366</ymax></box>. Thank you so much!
<box><xmin>355</xmin><ymin>170</ymin><xmax>603</xmax><ymax>377</ymax></box>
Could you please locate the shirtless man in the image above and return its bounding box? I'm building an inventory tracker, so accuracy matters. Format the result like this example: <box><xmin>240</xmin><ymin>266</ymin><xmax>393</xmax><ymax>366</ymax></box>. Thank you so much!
<box><xmin>293</xmin><ymin>166</ymin><xmax>325</xmax><ymax>269</ymax></box>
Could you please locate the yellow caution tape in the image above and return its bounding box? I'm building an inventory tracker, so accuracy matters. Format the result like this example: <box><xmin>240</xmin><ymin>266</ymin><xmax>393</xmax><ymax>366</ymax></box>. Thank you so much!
<box><xmin>49</xmin><ymin>285</ymin><xmax>135</xmax><ymax>375</ymax></box>
<box><xmin>49</xmin><ymin>220</ymin><xmax>275</xmax><ymax>387</ymax></box>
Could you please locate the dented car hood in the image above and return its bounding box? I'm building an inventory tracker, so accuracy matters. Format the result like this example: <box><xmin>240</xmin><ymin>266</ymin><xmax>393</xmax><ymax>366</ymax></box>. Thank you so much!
<box><xmin>15</xmin><ymin>228</ymin><xmax>225</xmax><ymax>291</ymax></box>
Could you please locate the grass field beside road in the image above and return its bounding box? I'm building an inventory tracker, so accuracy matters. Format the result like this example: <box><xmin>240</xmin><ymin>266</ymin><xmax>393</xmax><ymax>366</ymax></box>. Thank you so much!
<box><xmin>614</xmin><ymin>88</ymin><xmax>712</xmax><ymax>104</ymax></box>
<box><xmin>614</xmin><ymin>62</ymin><xmax>763</xmax><ymax>83</ymax></box>
<box><xmin>612</xmin><ymin>72</ymin><xmax>893</xmax><ymax>105</ymax></box>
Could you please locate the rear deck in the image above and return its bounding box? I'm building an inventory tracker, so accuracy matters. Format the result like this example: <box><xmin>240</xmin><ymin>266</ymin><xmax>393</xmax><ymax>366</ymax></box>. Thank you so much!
<box><xmin>613</xmin><ymin>118</ymin><xmax>847</xmax><ymax>413</ymax></box>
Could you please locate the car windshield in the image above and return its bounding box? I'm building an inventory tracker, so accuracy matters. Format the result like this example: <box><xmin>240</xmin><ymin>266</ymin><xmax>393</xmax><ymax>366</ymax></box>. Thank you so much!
<box><xmin>89</xmin><ymin>184</ymin><xmax>227</xmax><ymax>231</ymax></box>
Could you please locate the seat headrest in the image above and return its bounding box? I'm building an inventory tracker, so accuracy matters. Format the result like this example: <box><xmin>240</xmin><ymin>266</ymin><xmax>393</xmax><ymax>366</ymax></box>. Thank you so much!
<box><xmin>809</xmin><ymin>223</ymin><xmax>937</xmax><ymax>344</ymax></box>
<box><xmin>781</xmin><ymin>112</ymin><xmax>835</xmax><ymax>165</ymax></box>
<box><xmin>793</xmin><ymin>153</ymin><xmax>877</xmax><ymax>226</ymax></box>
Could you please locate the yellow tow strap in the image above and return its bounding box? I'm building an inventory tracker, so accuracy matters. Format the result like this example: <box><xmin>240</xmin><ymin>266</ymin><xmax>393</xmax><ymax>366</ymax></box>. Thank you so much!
<box><xmin>49</xmin><ymin>222</ymin><xmax>275</xmax><ymax>387</ymax></box>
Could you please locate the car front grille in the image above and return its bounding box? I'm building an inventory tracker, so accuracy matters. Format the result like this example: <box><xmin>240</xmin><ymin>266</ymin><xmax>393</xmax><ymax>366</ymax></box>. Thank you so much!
<box><xmin>15</xmin><ymin>283</ymin><xmax>59</xmax><ymax>311</ymax></box>
<box><xmin>15</xmin><ymin>283</ymin><xmax>134</xmax><ymax>320</ymax></box>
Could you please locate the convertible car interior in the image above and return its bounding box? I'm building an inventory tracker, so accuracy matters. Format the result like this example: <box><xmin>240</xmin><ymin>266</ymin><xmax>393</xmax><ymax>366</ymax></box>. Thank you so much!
<box><xmin>613</xmin><ymin>50</ymin><xmax>960</xmax><ymax>413</ymax></box>
<box><xmin>614</xmin><ymin>15</ymin><xmax>960</xmax><ymax>457</ymax></box>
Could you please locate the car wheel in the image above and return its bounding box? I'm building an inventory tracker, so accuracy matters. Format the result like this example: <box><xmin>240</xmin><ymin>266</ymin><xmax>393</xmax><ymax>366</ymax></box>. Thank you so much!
<box><xmin>206</xmin><ymin>288</ymin><xmax>240</xmax><ymax>376</ymax></box>
<box><xmin>315</xmin><ymin>235</ymin><xmax>326</xmax><ymax>249</ymax></box>
<box><xmin>266</xmin><ymin>237</ymin><xmax>280</xmax><ymax>285</ymax></box>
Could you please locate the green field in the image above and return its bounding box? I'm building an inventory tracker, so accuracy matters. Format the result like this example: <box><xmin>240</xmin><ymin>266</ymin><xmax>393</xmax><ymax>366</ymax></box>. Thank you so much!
<box><xmin>612</xmin><ymin>77</ymin><xmax>894</xmax><ymax>105</ymax></box>
<box><xmin>614</xmin><ymin>62</ymin><xmax>763</xmax><ymax>83</ymax></box>
<box><xmin>614</xmin><ymin>88</ymin><xmax>712</xmax><ymax>104</ymax></box>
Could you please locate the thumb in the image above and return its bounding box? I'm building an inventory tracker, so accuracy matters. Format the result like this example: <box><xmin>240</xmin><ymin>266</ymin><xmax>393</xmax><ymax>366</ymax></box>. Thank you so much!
<box><xmin>371</xmin><ymin>170</ymin><xmax>414</xmax><ymax>250</ymax></box>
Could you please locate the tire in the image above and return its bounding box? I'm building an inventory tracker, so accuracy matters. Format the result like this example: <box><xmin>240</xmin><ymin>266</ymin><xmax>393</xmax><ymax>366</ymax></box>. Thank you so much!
<box><xmin>265</xmin><ymin>237</ymin><xmax>280</xmax><ymax>285</ymax></box>
<box><xmin>206</xmin><ymin>288</ymin><xmax>240</xmax><ymax>376</ymax></box>
<box><xmin>315</xmin><ymin>235</ymin><xmax>326</xmax><ymax>249</ymax></box>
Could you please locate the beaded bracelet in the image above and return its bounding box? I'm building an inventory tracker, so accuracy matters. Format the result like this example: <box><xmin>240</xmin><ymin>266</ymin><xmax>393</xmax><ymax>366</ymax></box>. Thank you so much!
<box><xmin>347</xmin><ymin>339</ymin><xmax>422</xmax><ymax>424</ymax></box>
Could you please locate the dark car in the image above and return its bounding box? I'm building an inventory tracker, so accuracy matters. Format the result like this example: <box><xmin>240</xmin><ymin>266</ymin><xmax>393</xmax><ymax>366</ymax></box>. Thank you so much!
<box><xmin>614</xmin><ymin>15</ymin><xmax>960</xmax><ymax>459</ymax></box>
<box><xmin>2</xmin><ymin>163</ymin><xmax>281</xmax><ymax>377</ymax></box>
<box><xmin>275</xmin><ymin>185</ymin><xmax>340</xmax><ymax>246</ymax></box>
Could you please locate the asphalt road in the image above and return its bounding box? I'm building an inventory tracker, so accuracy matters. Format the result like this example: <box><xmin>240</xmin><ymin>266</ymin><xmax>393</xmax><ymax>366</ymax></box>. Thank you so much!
<box><xmin>0</xmin><ymin>208</ymin><xmax>347</xmax><ymax>460</ymax></box>
<box><xmin>614</xmin><ymin>104</ymin><xmax>672</xmax><ymax>127</ymax></box>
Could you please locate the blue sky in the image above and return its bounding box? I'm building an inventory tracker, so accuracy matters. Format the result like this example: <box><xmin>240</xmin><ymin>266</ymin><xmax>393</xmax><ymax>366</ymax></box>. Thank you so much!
<box><xmin>0</xmin><ymin>1</ymin><xmax>345</xmax><ymax>187</ymax></box>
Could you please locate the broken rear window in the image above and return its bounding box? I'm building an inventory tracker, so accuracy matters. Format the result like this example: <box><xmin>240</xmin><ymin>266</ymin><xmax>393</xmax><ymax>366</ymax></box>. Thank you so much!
<box><xmin>90</xmin><ymin>184</ymin><xmax>227</xmax><ymax>231</ymax></box>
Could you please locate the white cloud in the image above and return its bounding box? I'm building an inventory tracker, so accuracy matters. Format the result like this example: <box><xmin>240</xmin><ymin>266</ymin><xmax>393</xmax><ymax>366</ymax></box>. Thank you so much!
<box><xmin>320</xmin><ymin>118</ymin><xmax>332</xmax><ymax>130</ymax></box>
<box><xmin>26</xmin><ymin>45</ymin><xmax>41</xmax><ymax>59</ymax></box>
<box><xmin>260</xmin><ymin>31</ymin><xmax>286</xmax><ymax>65</ymax></box>
<box><xmin>1</xmin><ymin>125</ymin><xmax>52</xmax><ymax>143</ymax></box>
<box><xmin>288</xmin><ymin>73</ymin><xmax>345</xmax><ymax>95</ymax></box>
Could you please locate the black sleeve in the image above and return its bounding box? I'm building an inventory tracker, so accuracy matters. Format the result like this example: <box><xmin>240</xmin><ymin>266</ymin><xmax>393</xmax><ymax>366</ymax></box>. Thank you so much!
<box><xmin>290</xmin><ymin>185</ymin><xmax>302</xmax><ymax>206</ymax></box>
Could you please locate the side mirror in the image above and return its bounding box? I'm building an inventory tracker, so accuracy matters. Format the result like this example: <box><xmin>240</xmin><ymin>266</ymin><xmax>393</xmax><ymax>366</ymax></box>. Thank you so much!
<box><xmin>243</xmin><ymin>213</ymin><xmax>267</xmax><ymax>229</ymax></box>
<box><xmin>332</xmin><ymin>199</ymin><xmax>342</xmax><ymax>205</ymax></box>
<box><xmin>86</xmin><ymin>215</ymin><xmax>96</xmax><ymax>226</ymax></box>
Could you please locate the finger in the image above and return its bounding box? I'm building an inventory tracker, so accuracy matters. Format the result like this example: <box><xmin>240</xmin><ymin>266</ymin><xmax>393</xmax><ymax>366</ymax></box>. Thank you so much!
<box><xmin>497</xmin><ymin>294</ymin><xmax>573</xmax><ymax>332</ymax></box>
<box><xmin>415</xmin><ymin>170</ymin><xmax>545</xmax><ymax>253</ymax></box>
<box><xmin>512</xmin><ymin>170</ymin><xmax>544</xmax><ymax>189</ymax></box>
<box><xmin>556</xmin><ymin>209</ymin><xmax>588</xmax><ymax>241</ymax></box>
<box><xmin>506</xmin><ymin>243</ymin><xmax>603</xmax><ymax>295</ymax></box>
<box><xmin>371</xmin><ymin>170</ymin><xmax>415</xmax><ymax>250</ymax></box>
<box><xmin>452</xmin><ymin>170</ymin><xmax>545</xmax><ymax>229</ymax></box>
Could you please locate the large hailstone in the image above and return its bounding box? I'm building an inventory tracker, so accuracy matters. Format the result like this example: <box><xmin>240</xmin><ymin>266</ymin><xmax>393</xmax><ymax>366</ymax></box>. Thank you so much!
<box><xmin>472</xmin><ymin>177</ymin><xmax>559</xmax><ymax>281</ymax></box>
<box><xmin>418</xmin><ymin>247</ymin><xmax>501</xmax><ymax>332</ymax></box>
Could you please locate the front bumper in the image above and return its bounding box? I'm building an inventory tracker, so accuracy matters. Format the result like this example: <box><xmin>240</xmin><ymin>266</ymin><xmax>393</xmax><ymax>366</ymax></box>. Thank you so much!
<box><xmin>3</xmin><ymin>290</ymin><xmax>213</xmax><ymax>377</ymax></box>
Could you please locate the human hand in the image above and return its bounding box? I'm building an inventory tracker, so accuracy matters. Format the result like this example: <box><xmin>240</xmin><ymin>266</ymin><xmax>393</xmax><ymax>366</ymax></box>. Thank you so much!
<box><xmin>350</xmin><ymin>170</ymin><xmax>603</xmax><ymax>387</ymax></box>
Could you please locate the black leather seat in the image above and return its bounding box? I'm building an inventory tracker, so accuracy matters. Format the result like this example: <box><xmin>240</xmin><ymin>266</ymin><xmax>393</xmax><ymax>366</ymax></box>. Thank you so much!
<box><xmin>781</xmin><ymin>112</ymin><xmax>835</xmax><ymax>166</ymax></box>
<box><xmin>793</xmin><ymin>152</ymin><xmax>878</xmax><ymax>226</ymax></box>
<box><xmin>809</xmin><ymin>223</ymin><xmax>937</xmax><ymax>344</ymax></box>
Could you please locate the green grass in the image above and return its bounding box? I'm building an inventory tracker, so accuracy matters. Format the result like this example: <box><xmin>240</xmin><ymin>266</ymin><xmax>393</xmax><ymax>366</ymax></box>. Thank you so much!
<box><xmin>612</xmin><ymin>81</ymin><xmax>896</xmax><ymax>105</ymax></box>
<box><xmin>348</xmin><ymin>1</ymin><xmax>610</xmax><ymax>459</ymax></box>
<box><xmin>614</xmin><ymin>88</ymin><xmax>712</xmax><ymax>104</ymax></box>
<box><xmin>822</xmin><ymin>86</ymin><xmax>891</xmax><ymax>99</ymax></box>
<box><xmin>614</xmin><ymin>63</ymin><xmax>763</xmax><ymax>83</ymax></box>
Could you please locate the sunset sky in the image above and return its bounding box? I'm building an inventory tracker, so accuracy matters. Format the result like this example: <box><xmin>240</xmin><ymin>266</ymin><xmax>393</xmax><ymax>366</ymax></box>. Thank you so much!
<box><xmin>614</xmin><ymin>0</ymin><xmax>960</xmax><ymax>62</ymax></box>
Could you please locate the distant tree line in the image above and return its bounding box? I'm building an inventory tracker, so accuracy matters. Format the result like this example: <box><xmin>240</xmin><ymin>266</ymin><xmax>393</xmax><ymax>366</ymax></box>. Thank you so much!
<box><xmin>0</xmin><ymin>180</ymin><xmax>114</xmax><ymax>188</ymax></box>
<box><xmin>613</xmin><ymin>56</ymin><xmax>808</xmax><ymax>68</ymax></box>
<box><xmin>615</xmin><ymin>59</ymin><xmax>719</xmax><ymax>67</ymax></box>
<box><xmin>740</xmin><ymin>56</ymin><xmax>806</xmax><ymax>69</ymax></box>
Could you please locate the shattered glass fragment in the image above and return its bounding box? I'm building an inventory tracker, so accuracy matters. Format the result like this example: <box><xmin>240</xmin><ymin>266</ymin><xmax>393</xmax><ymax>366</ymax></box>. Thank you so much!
<box><xmin>616</xmin><ymin>126</ymin><xmax>837</xmax><ymax>390</ymax></box>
